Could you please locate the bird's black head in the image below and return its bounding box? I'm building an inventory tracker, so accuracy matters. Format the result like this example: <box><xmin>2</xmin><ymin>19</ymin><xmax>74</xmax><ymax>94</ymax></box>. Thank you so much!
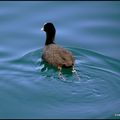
<box><xmin>41</xmin><ymin>22</ymin><xmax>56</xmax><ymax>45</ymax></box>
<box><xmin>41</xmin><ymin>22</ymin><xmax>56</xmax><ymax>33</ymax></box>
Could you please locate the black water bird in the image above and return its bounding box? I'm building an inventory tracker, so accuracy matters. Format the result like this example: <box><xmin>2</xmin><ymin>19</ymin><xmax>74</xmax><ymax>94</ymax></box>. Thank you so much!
<box><xmin>41</xmin><ymin>22</ymin><xmax>79</xmax><ymax>80</ymax></box>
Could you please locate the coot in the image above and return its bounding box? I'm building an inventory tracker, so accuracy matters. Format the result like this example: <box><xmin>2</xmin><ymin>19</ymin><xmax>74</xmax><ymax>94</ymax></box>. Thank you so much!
<box><xmin>41</xmin><ymin>22</ymin><xmax>79</xmax><ymax>80</ymax></box>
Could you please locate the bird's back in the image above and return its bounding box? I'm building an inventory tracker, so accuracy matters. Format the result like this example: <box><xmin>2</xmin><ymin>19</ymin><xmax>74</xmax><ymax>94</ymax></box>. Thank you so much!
<box><xmin>42</xmin><ymin>44</ymin><xmax>75</xmax><ymax>67</ymax></box>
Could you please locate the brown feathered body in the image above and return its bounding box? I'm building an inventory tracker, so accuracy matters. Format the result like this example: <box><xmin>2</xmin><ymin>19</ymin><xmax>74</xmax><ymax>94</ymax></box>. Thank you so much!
<box><xmin>42</xmin><ymin>44</ymin><xmax>75</xmax><ymax>67</ymax></box>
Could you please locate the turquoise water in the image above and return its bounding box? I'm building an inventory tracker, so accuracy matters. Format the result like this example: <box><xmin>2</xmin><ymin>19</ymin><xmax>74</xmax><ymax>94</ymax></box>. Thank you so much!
<box><xmin>0</xmin><ymin>1</ymin><xmax>120</xmax><ymax>119</ymax></box>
